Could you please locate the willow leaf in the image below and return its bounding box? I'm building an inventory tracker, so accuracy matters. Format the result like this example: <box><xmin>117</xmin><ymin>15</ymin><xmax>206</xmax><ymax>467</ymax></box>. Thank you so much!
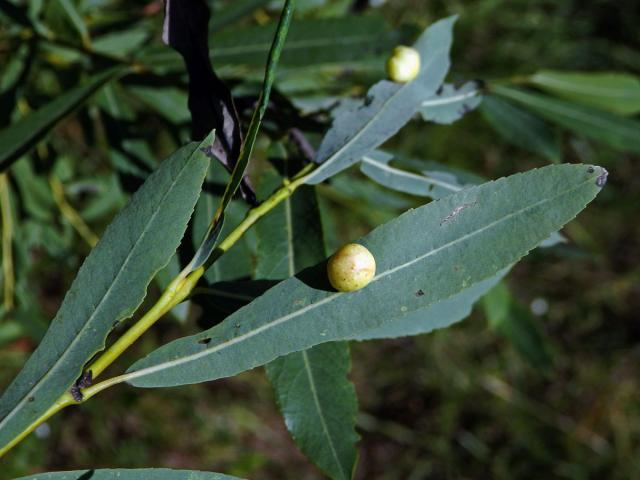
<box><xmin>0</xmin><ymin>67</ymin><xmax>124</xmax><ymax>171</ymax></box>
<box><xmin>528</xmin><ymin>70</ymin><xmax>640</xmax><ymax>116</ymax></box>
<box><xmin>267</xmin><ymin>342</ymin><xmax>358</xmax><ymax>480</ymax></box>
<box><xmin>353</xmin><ymin>268</ymin><xmax>508</xmax><ymax>340</ymax></box>
<box><xmin>482</xmin><ymin>282</ymin><xmax>552</xmax><ymax>371</ymax></box>
<box><xmin>140</xmin><ymin>15</ymin><xmax>403</xmax><ymax>72</ymax></box>
<box><xmin>255</xmin><ymin>170</ymin><xmax>358</xmax><ymax>480</ymax></box>
<box><xmin>196</xmin><ymin>0</ymin><xmax>295</xmax><ymax>274</ymax></box>
<box><xmin>360</xmin><ymin>151</ymin><xmax>469</xmax><ymax>199</ymax></box>
<box><xmin>481</xmin><ymin>95</ymin><xmax>561</xmax><ymax>163</ymax></box>
<box><xmin>125</xmin><ymin>164</ymin><xmax>605</xmax><ymax>388</ymax></box>
<box><xmin>304</xmin><ymin>16</ymin><xmax>456</xmax><ymax>184</ymax></box>
<box><xmin>420</xmin><ymin>81</ymin><xmax>483</xmax><ymax>124</ymax></box>
<box><xmin>16</xmin><ymin>469</ymin><xmax>242</xmax><ymax>480</ymax></box>
<box><xmin>494</xmin><ymin>85</ymin><xmax>640</xmax><ymax>154</ymax></box>
<box><xmin>0</xmin><ymin>134</ymin><xmax>212</xmax><ymax>451</ymax></box>
<box><xmin>56</xmin><ymin>0</ymin><xmax>91</xmax><ymax>47</ymax></box>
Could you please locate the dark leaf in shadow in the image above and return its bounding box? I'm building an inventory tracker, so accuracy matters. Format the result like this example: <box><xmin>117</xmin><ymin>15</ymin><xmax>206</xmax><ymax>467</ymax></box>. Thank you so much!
<box><xmin>162</xmin><ymin>0</ymin><xmax>256</xmax><ymax>204</ymax></box>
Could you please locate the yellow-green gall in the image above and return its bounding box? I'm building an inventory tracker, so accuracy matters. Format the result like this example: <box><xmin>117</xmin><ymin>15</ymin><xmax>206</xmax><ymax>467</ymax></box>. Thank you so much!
<box><xmin>327</xmin><ymin>243</ymin><xmax>376</xmax><ymax>292</ymax></box>
<box><xmin>386</xmin><ymin>46</ymin><xmax>421</xmax><ymax>83</ymax></box>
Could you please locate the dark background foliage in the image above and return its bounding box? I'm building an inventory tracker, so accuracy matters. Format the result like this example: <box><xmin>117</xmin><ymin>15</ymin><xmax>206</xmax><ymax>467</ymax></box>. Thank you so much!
<box><xmin>0</xmin><ymin>0</ymin><xmax>638</xmax><ymax>478</ymax></box>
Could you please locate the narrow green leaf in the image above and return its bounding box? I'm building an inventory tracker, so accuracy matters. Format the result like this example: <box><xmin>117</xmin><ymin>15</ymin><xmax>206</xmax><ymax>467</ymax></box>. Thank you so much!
<box><xmin>420</xmin><ymin>81</ymin><xmax>483</xmax><ymax>124</ymax></box>
<box><xmin>0</xmin><ymin>67</ymin><xmax>124</xmax><ymax>171</ymax></box>
<box><xmin>127</xmin><ymin>86</ymin><xmax>190</xmax><ymax>124</ymax></box>
<box><xmin>360</xmin><ymin>151</ymin><xmax>469</xmax><ymax>199</ymax></box>
<box><xmin>305</xmin><ymin>16</ymin><xmax>456</xmax><ymax>184</ymax></box>
<box><xmin>92</xmin><ymin>28</ymin><xmax>149</xmax><ymax>56</ymax></box>
<box><xmin>15</xmin><ymin>468</ymin><xmax>242</xmax><ymax>480</ymax></box>
<box><xmin>482</xmin><ymin>282</ymin><xmax>553</xmax><ymax>370</ymax></box>
<box><xmin>255</xmin><ymin>169</ymin><xmax>358</xmax><ymax>480</ymax></box>
<box><xmin>193</xmin><ymin>168</ymin><xmax>252</xmax><ymax>284</ymax></box>
<box><xmin>494</xmin><ymin>85</ymin><xmax>640</xmax><ymax>154</ymax></box>
<box><xmin>0</xmin><ymin>135</ymin><xmax>212</xmax><ymax>451</ymax></box>
<box><xmin>140</xmin><ymin>15</ymin><xmax>404</xmax><ymax>72</ymax></box>
<box><xmin>254</xmin><ymin>170</ymin><xmax>325</xmax><ymax>280</ymax></box>
<box><xmin>481</xmin><ymin>95</ymin><xmax>561</xmax><ymax>163</ymax></box>
<box><xmin>10</xmin><ymin>158</ymin><xmax>55</xmax><ymax>221</ymax></box>
<box><xmin>210</xmin><ymin>0</ymin><xmax>271</xmax><ymax>32</ymax></box>
<box><xmin>57</xmin><ymin>0</ymin><xmax>91</xmax><ymax>47</ymax></box>
<box><xmin>353</xmin><ymin>269</ymin><xmax>507</xmax><ymax>340</ymax></box>
<box><xmin>95</xmin><ymin>82</ymin><xmax>136</xmax><ymax>121</ymax></box>
<box><xmin>267</xmin><ymin>342</ymin><xmax>358</xmax><ymax>480</ymax></box>
<box><xmin>529</xmin><ymin>70</ymin><xmax>640</xmax><ymax>116</ymax></box>
<box><xmin>191</xmin><ymin>0</ymin><xmax>296</xmax><ymax>274</ymax></box>
<box><xmin>125</xmin><ymin>164</ymin><xmax>605</xmax><ymax>388</ymax></box>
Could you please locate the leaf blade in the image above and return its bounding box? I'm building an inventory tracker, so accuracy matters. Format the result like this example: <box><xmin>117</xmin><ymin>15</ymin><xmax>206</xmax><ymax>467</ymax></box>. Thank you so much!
<box><xmin>360</xmin><ymin>151</ymin><xmax>468</xmax><ymax>199</ymax></box>
<box><xmin>125</xmin><ymin>164</ymin><xmax>605</xmax><ymax>388</ymax></box>
<box><xmin>255</xmin><ymin>169</ymin><xmax>358</xmax><ymax>480</ymax></box>
<box><xmin>304</xmin><ymin>16</ymin><xmax>457</xmax><ymax>184</ymax></box>
<box><xmin>353</xmin><ymin>268</ymin><xmax>508</xmax><ymax>340</ymax></box>
<box><xmin>420</xmin><ymin>81</ymin><xmax>483</xmax><ymax>124</ymax></box>
<box><xmin>266</xmin><ymin>342</ymin><xmax>358</xmax><ymax>480</ymax></box>
<box><xmin>493</xmin><ymin>85</ymin><xmax>640</xmax><ymax>154</ymax></box>
<box><xmin>0</xmin><ymin>136</ymin><xmax>212</xmax><ymax>451</ymax></box>
<box><xmin>481</xmin><ymin>95</ymin><xmax>561</xmax><ymax>163</ymax></box>
<box><xmin>0</xmin><ymin>67</ymin><xmax>123</xmax><ymax>171</ymax></box>
<box><xmin>528</xmin><ymin>70</ymin><xmax>640</xmax><ymax>116</ymax></box>
<box><xmin>15</xmin><ymin>468</ymin><xmax>242</xmax><ymax>480</ymax></box>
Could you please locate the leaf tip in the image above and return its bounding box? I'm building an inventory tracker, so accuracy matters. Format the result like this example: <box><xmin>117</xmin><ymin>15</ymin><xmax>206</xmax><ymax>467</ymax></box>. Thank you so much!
<box><xmin>587</xmin><ymin>165</ymin><xmax>609</xmax><ymax>188</ymax></box>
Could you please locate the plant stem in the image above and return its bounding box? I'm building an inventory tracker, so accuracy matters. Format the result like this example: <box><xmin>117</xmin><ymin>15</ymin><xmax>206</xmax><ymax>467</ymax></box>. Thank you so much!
<box><xmin>186</xmin><ymin>0</ymin><xmax>297</xmax><ymax>274</ymax></box>
<box><xmin>0</xmin><ymin>162</ymin><xmax>316</xmax><ymax>458</ymax></box>
<box><xmin>1</xmin><ymin>0</ymin><xmax>306</xmax><ymax>459</ymax></box>
<box><xmin>0</xmin><ymin>394</ymin><xmax>75</xmax><ymax>458</ymax></box>
<box><xmin>0</xmin><ymin>173</ymin><xmax>14</xmax><ymax>311</ymax></box>
<box><xmin>212</xmin><ymin>0</ymin><xmax>297</xmax><ymax>225</ymax></box>
<box><xmin>84</xmin><ymin>163</ymin><xmax>316</xmax><ymax>392</ymax></box>
<box><xmin>87</xmin><ymin>266</ymin><xmax>205</xmax><ymax>380</ymax></box>
<box><xmin>49</xmin><ymin>175</ymin><xmax>99</xmax><ymax>248</ymax></box>
<box><xmin>208</xmin><ymin>162</ymin><xmax>314</xmax><ymax>264</ymax></box>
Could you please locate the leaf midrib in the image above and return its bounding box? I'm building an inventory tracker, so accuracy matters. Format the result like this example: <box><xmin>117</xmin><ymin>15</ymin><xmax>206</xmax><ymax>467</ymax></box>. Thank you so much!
<box><xmin>301</xmin><ymin>350</ymin><xmax>347</xmax><ymax>480</ymax></box>
<box><xmin>362</xmin><ymin>155</ymin><xmax>463</xmax><ymax>193</ymax></box>
<box><xmin>421</xmin><ymin>88</ymin><xmax>479</xmax><ymax>107</ymax></box>
<box><xmin>0</xmin><ymin>150</ymin><xmax>199</xmax><ymax>429</ymax></box>
<box><xmin>127</xmin><ymin>171</ymin><xmax>594</xmax><ymax>382</ymax></box>
<box><xmin>285</xmin><ymin>192</ymin><xmax>347</xmax><ymax>479</ymax></box>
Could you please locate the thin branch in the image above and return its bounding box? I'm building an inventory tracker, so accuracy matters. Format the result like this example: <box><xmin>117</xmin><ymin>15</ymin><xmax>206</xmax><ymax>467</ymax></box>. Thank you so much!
<box><xmin>0</xmin><ymin>173</ymin><xmax>14</xmax><ymax>312</ymax></box>
<box><xmin>50</xmin><ymin>175</ymin><xmax>99</xmax><ymax>248</ymax></box>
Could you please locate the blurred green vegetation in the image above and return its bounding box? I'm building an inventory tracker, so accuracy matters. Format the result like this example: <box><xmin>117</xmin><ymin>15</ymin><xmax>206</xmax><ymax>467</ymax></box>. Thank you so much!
<box><xmin>0</xmin><ymin>0</ymin><xmax>638</xmax><ymax>478</ymax></box>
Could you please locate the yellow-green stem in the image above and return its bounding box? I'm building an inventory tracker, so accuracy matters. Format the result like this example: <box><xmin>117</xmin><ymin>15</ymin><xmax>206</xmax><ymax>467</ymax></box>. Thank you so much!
<box><xmin>0</xmin><ymin>163</ymin><xmax>316</xmax><ymax>457</ymax></box>
<box><xmin>0</xmin><ymin>393</ymin><xmax>76</xmax><ymax>458</ymax></box>
<box><xmin>0</xmin><ymin>173</ymin><xmax>14</xmax><ymax>311</ymax></box>
<box><xmin>87</xmin><ymin>163</ymin><xmax>315</xmax><ymax>392</ymax></box>
<box><xmin>50</xmin><ymin>176</ymin><xmax>100</xmax><ymax>248</ymax></box>
<box><xmin>88</xmin><ymin>266</ymin><xmax>205</xmax><ymax>379</ymax></box>
<box><xmin>209</xmin><ymin>163</ymin><xmax>314</xmax><ymax>264</ymax></box>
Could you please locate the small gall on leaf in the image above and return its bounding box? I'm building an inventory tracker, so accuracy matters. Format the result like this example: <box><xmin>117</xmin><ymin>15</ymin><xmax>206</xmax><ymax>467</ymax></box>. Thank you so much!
<box><xmin>386</xmin><ymin>46</ymin><xmax>421</xmax><ymax>83</ymax></box>
<box><xmin>327</xmin><ymin>243</ymin><xmax>376</xmax><ymax>292</ymax></box>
